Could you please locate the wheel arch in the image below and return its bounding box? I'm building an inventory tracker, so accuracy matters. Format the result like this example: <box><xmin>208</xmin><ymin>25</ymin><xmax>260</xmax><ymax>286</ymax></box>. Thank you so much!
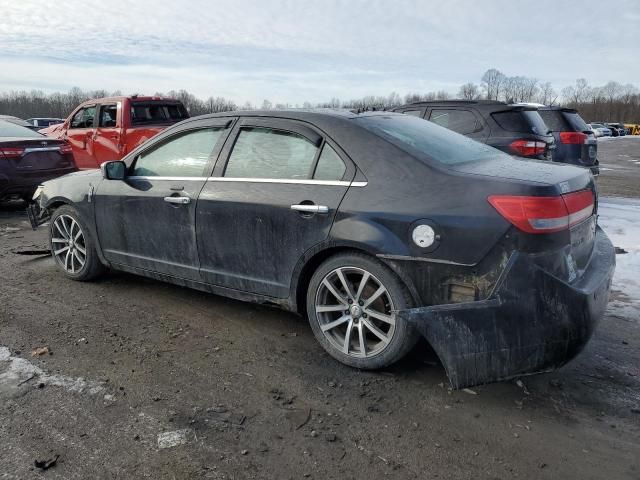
<box><xmin>291</xmin><ymin>243</ymin><xmax>421</xmax><ymax>315</ymax></box>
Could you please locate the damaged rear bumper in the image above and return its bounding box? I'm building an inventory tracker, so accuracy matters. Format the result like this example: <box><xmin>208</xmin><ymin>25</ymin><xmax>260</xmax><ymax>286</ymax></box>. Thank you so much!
<box><xmin>397</xmin><ymin>227</ymin><xmax>615</xmax><ymax>389</ymax></box>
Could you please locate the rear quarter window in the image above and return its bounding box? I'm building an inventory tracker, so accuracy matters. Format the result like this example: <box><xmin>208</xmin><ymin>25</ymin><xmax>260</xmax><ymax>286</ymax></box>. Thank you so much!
<box><xmin>492</xmin><ymin>110</ymin><xmax>548</xmax><ymax>135</ymax></box>
<box><xmin>539</xmin><ymin>110</ymin><xmax>569</xmax><ymax>131</ymax></box>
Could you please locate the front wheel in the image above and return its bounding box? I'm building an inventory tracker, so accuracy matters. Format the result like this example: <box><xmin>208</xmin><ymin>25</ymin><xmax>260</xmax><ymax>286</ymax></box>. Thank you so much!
<box><xmin>49</xmin><ymin>205</ymin><xmax>105</xmax><ymax>281</ymax></box>
<box><xmin>306</xmin><ymin>253</ymin><xmax>418</xmax><ymax>369</ymax></box>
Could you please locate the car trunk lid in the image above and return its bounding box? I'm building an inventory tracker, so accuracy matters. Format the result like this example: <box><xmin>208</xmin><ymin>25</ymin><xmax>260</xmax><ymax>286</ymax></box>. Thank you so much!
<box><xmin>0</xmin><ymin>138</ymin><xmax>74</xmax><ymax>171</ymax></box>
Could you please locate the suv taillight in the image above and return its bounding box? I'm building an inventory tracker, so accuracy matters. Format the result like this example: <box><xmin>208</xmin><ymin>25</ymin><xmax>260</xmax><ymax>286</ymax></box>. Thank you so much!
<box><xmin>488</xmin><ymin>190</ymin><xmax>594</xmax><ymax>234</ymax></box>
<box><xmin>0</xmin><ymin>147</ymin><xmax>25</xmax><ymax>158</ymax></box>
<box><xmin>559</xmin><ymin>132</ymin><xmax>588</xmax><ymax>144</ymax></box>
<box><xmin>509</xmin><ymin>140</ymin><xmax>546</xmax><ymax>157</ymax></box>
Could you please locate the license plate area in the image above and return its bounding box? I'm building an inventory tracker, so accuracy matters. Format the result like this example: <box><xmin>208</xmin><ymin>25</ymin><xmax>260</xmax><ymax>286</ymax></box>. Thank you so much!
<box><xmin>570</xmin><ymin>216</ymin><xmax>596</xmax><ymax>269</ymax></box>
<box><xmin>17</xmin><ymin>152</ymin><xmax>69</xmax><ymax>171</ymax></box>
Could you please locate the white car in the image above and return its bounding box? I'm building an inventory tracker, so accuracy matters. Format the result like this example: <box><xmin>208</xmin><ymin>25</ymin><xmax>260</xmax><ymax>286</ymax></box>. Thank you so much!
<box><xmin>589</xmin><ymin>123</ymin><xmax>612</xmax><ymax>137</ymax></box>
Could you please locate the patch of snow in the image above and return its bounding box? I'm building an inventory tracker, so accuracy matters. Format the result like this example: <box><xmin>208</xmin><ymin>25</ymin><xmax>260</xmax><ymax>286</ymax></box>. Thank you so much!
<box><xmin>157</xmin><ymin>429</ymin><xmax>192</xmax><ymax>449</ymax></box>
<box><xmin>598</xmin><ymin>198</ymin><xmax>640</xmax><ymax>319</ymax></box>
<box><xmin>0</xmin><ymin>346</ymin><xmax>105</xmax><ymax>396</ymax></box>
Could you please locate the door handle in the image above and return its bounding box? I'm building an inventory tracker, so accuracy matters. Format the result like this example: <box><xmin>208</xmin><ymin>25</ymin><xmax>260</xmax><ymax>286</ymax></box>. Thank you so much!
<box><xmin>164</xmin><ymin>196</ymin><xmax>191</xmax><ymax>205</ymax></box>
<box><xmin>291</xmin><ymin>204</ymin><xmax>329</xmax><ymax>214</ymax></box>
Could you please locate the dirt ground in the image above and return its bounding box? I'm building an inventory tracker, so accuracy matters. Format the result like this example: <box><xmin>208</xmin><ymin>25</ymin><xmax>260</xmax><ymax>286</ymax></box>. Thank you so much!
<box><xmin>1</xmin><ymin>138</ymin><xmax>639</xmax><ymax>479</ymax></box>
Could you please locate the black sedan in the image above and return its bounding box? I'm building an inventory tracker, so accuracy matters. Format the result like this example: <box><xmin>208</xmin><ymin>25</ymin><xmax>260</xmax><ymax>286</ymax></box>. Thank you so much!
<box><xmin>29</xmin><ymin>110</ymin><xmax>615</xmax><ymax>388</ymax></box>
<box><xmin>0</xmin><ymin>120</ymin><xmax>76</xmax><ymax>202</ymax></box>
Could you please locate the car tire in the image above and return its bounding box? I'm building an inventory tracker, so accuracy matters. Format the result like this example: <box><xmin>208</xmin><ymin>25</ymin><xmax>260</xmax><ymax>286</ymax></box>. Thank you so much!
<box><xmin>306</xmin><ymin>252</ymin><xmax>418</xmax><ymax>369</ymax></box>
<box><xmin>49</xmin><ymin>205</ymin><xmax>105</xmax><ymax>281</ymax></box>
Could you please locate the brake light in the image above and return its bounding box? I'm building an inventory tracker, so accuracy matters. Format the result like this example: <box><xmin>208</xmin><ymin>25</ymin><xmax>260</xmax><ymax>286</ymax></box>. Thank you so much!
<box><xmin>488</xmin><ymin>190</ymin><xmax>594</xmax><ymax>234</ymax></box>
<box><xmin>0</xmin><ymin>147</ymin><xmax>25</xmax><ymax>158</ymax></box>
<box><xmin>559</xmin><ymin>132</ymin><xmax>587</xmax><ymax>144</ymax></box>
<box><xmin>59</xmin><ymin>143</ymin><xmax>73</xmax><ymax>155</ymax></box>
<box><xmin>509</xmin><ymin>140</ymin><xmax>546</xmax><ymax>157</ymax></box>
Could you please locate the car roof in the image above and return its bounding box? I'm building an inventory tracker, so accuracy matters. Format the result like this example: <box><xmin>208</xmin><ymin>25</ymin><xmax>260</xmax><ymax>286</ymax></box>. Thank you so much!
<box><xmin>184</xmin><ymin>108</ymin><xmax>403</xmax><ymax>123</ymax></box>
<box><xmin>78</xmin><ymin>96</ymin><xmax>183</xmax><ymax>105</ymax></box>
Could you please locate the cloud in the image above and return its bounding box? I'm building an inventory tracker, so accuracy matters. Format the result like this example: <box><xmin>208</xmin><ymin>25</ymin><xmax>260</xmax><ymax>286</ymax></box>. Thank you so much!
<box><xmin>0</xmin><ymin>0</ymin><xmax>637</xmax><ymax>104</ymax></box>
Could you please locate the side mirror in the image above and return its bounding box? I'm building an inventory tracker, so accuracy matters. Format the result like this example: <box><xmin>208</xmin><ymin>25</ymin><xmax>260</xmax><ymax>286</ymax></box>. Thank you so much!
<box><xmin>100</xmin><ymin>160</ymin><xmax>127</xmax><ymax>180</ymax></box>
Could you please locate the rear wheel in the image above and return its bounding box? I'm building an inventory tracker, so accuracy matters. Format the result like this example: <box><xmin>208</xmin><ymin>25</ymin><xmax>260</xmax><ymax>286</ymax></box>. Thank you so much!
<box><xmin>306</xmin><ymin>253</ymin><xmax>417</xmax><ymax>369</ymax></box>
<box><xmin>49</xmin><ymin>205</ymin><xmax>105</xmax><ymax>281</ymax></box>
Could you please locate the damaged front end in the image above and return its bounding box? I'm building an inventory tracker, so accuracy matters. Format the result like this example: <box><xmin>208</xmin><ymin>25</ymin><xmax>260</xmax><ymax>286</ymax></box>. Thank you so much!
<box><xmin>395</xmin><ymin>227</ymin><xmax>615</xmax><ymax>389</ymax></box>
<box><xmin>26</xmin><ymin>186</ymin><xmax>51</xmax><ymax>229</ymax></box>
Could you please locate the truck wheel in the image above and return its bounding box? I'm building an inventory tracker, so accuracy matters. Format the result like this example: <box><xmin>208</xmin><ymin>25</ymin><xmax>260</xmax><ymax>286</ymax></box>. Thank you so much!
<box><xmin>49</xmin><ymin>205</ymin><xmax>105</xmax><ymax>281</ymax></box>
<box><xmin>306</xmin><ymin>253</ymin><xmax>418</xmax><ymax>369</ymax></box>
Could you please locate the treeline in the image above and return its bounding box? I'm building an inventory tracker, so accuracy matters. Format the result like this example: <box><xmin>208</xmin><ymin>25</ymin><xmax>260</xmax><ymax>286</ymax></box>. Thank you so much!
<box><xmin>1</xmin><ymin>69</ymin><xmax>639</xmax><ymax>123</ymax></box>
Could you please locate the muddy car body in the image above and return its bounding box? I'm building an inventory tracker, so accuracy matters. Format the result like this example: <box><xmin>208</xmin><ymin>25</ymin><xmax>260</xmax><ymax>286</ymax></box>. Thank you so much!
<box><xmin>29</xmin><ymin>110</ymin><xmax>615</xmax><ymax>388</ymax></box>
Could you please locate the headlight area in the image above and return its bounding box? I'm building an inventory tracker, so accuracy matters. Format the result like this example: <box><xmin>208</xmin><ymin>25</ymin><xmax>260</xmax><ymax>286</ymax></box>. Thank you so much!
<box><xmin>26</xmin><ymin>186</ymin><xmax>51</xmax><ymax>230</ymax></box>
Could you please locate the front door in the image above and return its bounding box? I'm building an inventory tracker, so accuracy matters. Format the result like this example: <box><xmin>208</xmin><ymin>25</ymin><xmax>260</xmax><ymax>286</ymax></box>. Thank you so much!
<box><xmin>66</xmin><ymin>105</ymin><xmax>97</xmax><ymax>169</ymax></box>
<box><xmin>94</xmin><ymin>123</ymin><xmax>231</xmax><ymax>280</ymax></box>
<box><xmin>196</xmin><ymin>118</ymin><xmax>355</xmax><ymax>298</ymax></box>
<box><xmin>93</xmin><ymin>103</ymin><xmax>123</xmax><ymax>163</ymax></box>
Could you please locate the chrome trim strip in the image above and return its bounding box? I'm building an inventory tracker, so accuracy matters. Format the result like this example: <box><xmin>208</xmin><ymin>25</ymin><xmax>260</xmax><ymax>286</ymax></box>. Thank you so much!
<box><xmin>128</xmin><ymin>176</ymin><xmax>208</xmax><ymax>181</ymax></box>
<box><xmin>126</xmin><ymin>175</ymin><xmax>368</xmax><ymax>187</ymax></box>
<box><xmin>23</xmin><ymin>146</ymin><xmax>62</xmax><ymax>153</ymax></box>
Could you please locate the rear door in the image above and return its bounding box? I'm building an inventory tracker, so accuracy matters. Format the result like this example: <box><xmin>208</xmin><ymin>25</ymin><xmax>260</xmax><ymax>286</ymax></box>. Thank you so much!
<box><xmin>93</xmin><ymin>102</ymin><xmax>123</xmax><ymax>163</ymax></box>
<box><xmin>196</xmin><ymin>117</ymin><xmax>355</xmax><ymax>298</ymax></box>
<box><xmin>66</xmin><ymin>105</ymin><xmax>97</xmax><ymax>169</ymax></box>
<box><xmin>94</xmin><ymin>120</ymin><xmax>232</xmax><ymax>280</ymax></box>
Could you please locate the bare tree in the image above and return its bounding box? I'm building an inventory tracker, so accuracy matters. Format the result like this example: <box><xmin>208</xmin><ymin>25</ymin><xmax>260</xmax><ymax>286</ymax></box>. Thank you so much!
<box><xmin>481</xmin><ymin>68</ymin><xmax>506</xmax><ymax>101</ymax></box>
<box><xmin>458</xmin><ymin>83</ymin><xmax>480</xmax><ymax>100</ymax></box>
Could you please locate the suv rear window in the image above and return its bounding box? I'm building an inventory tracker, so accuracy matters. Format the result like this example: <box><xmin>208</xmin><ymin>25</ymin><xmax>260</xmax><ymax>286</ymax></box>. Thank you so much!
<box><xmin>539</xmin><ymin>110</ymin><xmax>589</xmax><ymax>132</ymax></box>
<box><xmin>492</xmin><ymin>110</ymin><xmax>548</xmax><ymax>135</ymax></box>
<box><xmin>130</xmin><ymin>103</ymin><xmax>189</xmax><ymax>125</ymax></box>
<box><xmin>357</xmin><ymin>114</ymin><xmax>505</xmax><ymax>165</ymax></box>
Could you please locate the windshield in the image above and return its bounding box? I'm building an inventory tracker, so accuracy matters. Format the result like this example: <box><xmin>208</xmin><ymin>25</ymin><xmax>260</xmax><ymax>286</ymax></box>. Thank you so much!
<box><xmin>0</xmin><ymin>120</ymin><xmax>43</xmax><ymax>138</ymax></box>
<box><xmin>130</xmin><ymin>102</ymin><xmax>189</xmax><ymax>125</ymax></box>
<box><xmin>356</xmin><ymin>114</ymin><xmax>507</xmax><ymax>165</ymax></box>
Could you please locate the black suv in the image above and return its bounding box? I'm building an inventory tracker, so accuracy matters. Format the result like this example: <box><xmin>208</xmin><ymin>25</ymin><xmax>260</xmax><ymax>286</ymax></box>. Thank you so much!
<box><xmin>392</xmin><ymin>100</ymin><xmax>555</xmax><ymax>161</ymax></box>
<box><xmin>538</xmin><ymin>107</ymin><xmax>599</xmax><ymax>174</ymax></box>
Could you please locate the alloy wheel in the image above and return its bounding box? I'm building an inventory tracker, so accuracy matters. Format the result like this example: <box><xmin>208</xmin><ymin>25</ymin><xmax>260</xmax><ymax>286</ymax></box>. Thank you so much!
<box><xmin>314</xmin><ymin>267</ymin><xmax>396</xmax><ymax>358</ymax></box>
<box><xmin>51</xmin><ymin>215</ymin><xmax>87</xmax><ymax>274</ymax></box>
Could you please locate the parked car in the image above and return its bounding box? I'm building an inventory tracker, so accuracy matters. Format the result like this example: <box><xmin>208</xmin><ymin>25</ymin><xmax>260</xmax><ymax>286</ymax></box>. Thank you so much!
<box><xmin>29</xmin><ymin>110</ymin><xmax>615</xmax><ymax>388</ymax></box>
<box><xmin>0</xmin><ymin>114</ymin><xmax>40</xmax><ymax>131</ymax></box>
<box><xmin>592</xmin><ymin>121</ymin><xmax>620</xmax><ymax>137</ymax></box>
<box><xmin>392</xmin><ymin>100</ymin><xmax>555</xmax><ymax>161</ymax></box>
<box><xmin>40</xmin><ymin>96</ymin><xmax>189</xmax><ymax>169</ymax></box>
<box><xmin>0</xmin><ymin>120</ymin><xmax>76</xmax><ymax>202</ymax></box>
<box><xmin>538</xmin><ymin>107</ymin><xmax>599</xmax><ymax>174</ymax></box>
<box><xmin>605</xmin><ymin>122</ymin><xmax>626</xmax><ymax>136</ymax></box>
<box><xmin>590</xmin><ymin>123</ymin><xmax>612</xmax><ymax>137</ymax></box>
<box><xmin>26</xmin><ymin>118</ymin><xmax>64</xmax><ymax>129</ymax></box>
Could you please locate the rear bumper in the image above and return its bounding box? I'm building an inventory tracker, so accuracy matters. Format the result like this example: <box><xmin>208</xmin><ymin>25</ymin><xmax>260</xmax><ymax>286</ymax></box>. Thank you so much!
<box><xmin>0</xmin><ymin>168</ymin><xmax>76</xmax><ymax>198</ymax></box>
<box><xmin>397</xmin><ymin>227</ymin><xmax>615</xmax><ymax>389</ymax></box>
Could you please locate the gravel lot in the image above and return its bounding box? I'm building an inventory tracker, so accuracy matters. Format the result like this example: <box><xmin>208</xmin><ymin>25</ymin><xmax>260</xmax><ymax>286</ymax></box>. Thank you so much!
<box><xmin>1</xmin><ymin>137</ymin><xmax>639</xmax><ymax>479</ymax></box>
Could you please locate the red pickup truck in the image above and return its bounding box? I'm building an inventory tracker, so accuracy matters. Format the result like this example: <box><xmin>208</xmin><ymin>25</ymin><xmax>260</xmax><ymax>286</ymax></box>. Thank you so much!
<box><xmin>40</xmin><ymin>96</ymin><xmax>189</xmax><ymax>169</ymax></box>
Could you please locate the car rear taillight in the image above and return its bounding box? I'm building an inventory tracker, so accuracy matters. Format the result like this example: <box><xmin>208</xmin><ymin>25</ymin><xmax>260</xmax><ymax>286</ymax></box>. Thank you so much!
<box><xmin>509</xmin><ymin>140</ymin><xmax>546</xmax><ymax>157</ymax></box>
<box><xmin>0</xmin><ymin>147</ymin><xmax>25</xmax><ymax>158</ymax></box>
<box><xmin>559</xmin><ymin>132</ymin><xmax>588</xmax><ymax>144</ymax></box>
<box><xmin>488</xmin><ymin>190</ymin><xmax>594</xmax><ymax>234</ymax></box>
<box><xmin>59</xmin><ymin>143</ymin><xmax>73</xmax><ymax>155</ymax></box>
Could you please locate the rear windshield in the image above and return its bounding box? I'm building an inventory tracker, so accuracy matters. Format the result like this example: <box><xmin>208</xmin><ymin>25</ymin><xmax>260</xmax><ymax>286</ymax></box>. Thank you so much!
<box><xmin>492</xmin><ymin>110</ymin><xmax>549</xmax><ymax>135</ymax></box>
<box><xmin>0</xmin><ymin>120</ymin><xmax>43</xmax><ymax>138</ymax></box>
<box><xmin>356</xmin><ymin>114</ymin><xmax>507</xmax><ymax>165</ymax></box>
<box><xmin>130</xmin><ymin>102</ymin><xmax>189</xmax><ymax>125</ymax></box>
<box><xmin>539</xmin><ymin>110</ymin><xmax>589</xmax><ymax>132</ymax></box>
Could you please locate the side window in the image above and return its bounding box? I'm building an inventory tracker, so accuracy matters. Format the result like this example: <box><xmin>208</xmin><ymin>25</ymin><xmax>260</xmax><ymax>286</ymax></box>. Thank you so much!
<box><xmin>99</xmin><ymin>104</ymin><xmax>118</xmax><ymax>128</ymax></box>
<box><xmin>404</xmin><ymin>110</ymin><xmax>423</xmax><ymax>118</ymax></box>
<box><xmin>132</xmin><ymin>128</ymin><xmax>223</xmax><ymax>177</ymax></box>
<box><xmin>428</xmin><ymin>109</ymin><xmax>478</xmax><ymax>135</ymax></box>
<box><xmin>313</xmin><ymin>144</ymin><xmax>346</xmax><ymax>180</ymax></box>
<box><xmin>70</xmin><ymin>106</ymin><xmax>96</xmax><ymax>129</ymax></box>
<box><xmin>224</xmin><ymin>127</ymin><xmax>318</xmax><ymax>179</ymax></box>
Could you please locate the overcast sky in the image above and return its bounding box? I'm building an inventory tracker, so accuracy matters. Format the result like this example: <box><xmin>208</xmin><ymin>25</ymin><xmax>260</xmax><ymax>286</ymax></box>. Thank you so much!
<box><xmin>0</xmin><ymin>0</ymin><xmax>638</xmax><ymax>104</ymax></box>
